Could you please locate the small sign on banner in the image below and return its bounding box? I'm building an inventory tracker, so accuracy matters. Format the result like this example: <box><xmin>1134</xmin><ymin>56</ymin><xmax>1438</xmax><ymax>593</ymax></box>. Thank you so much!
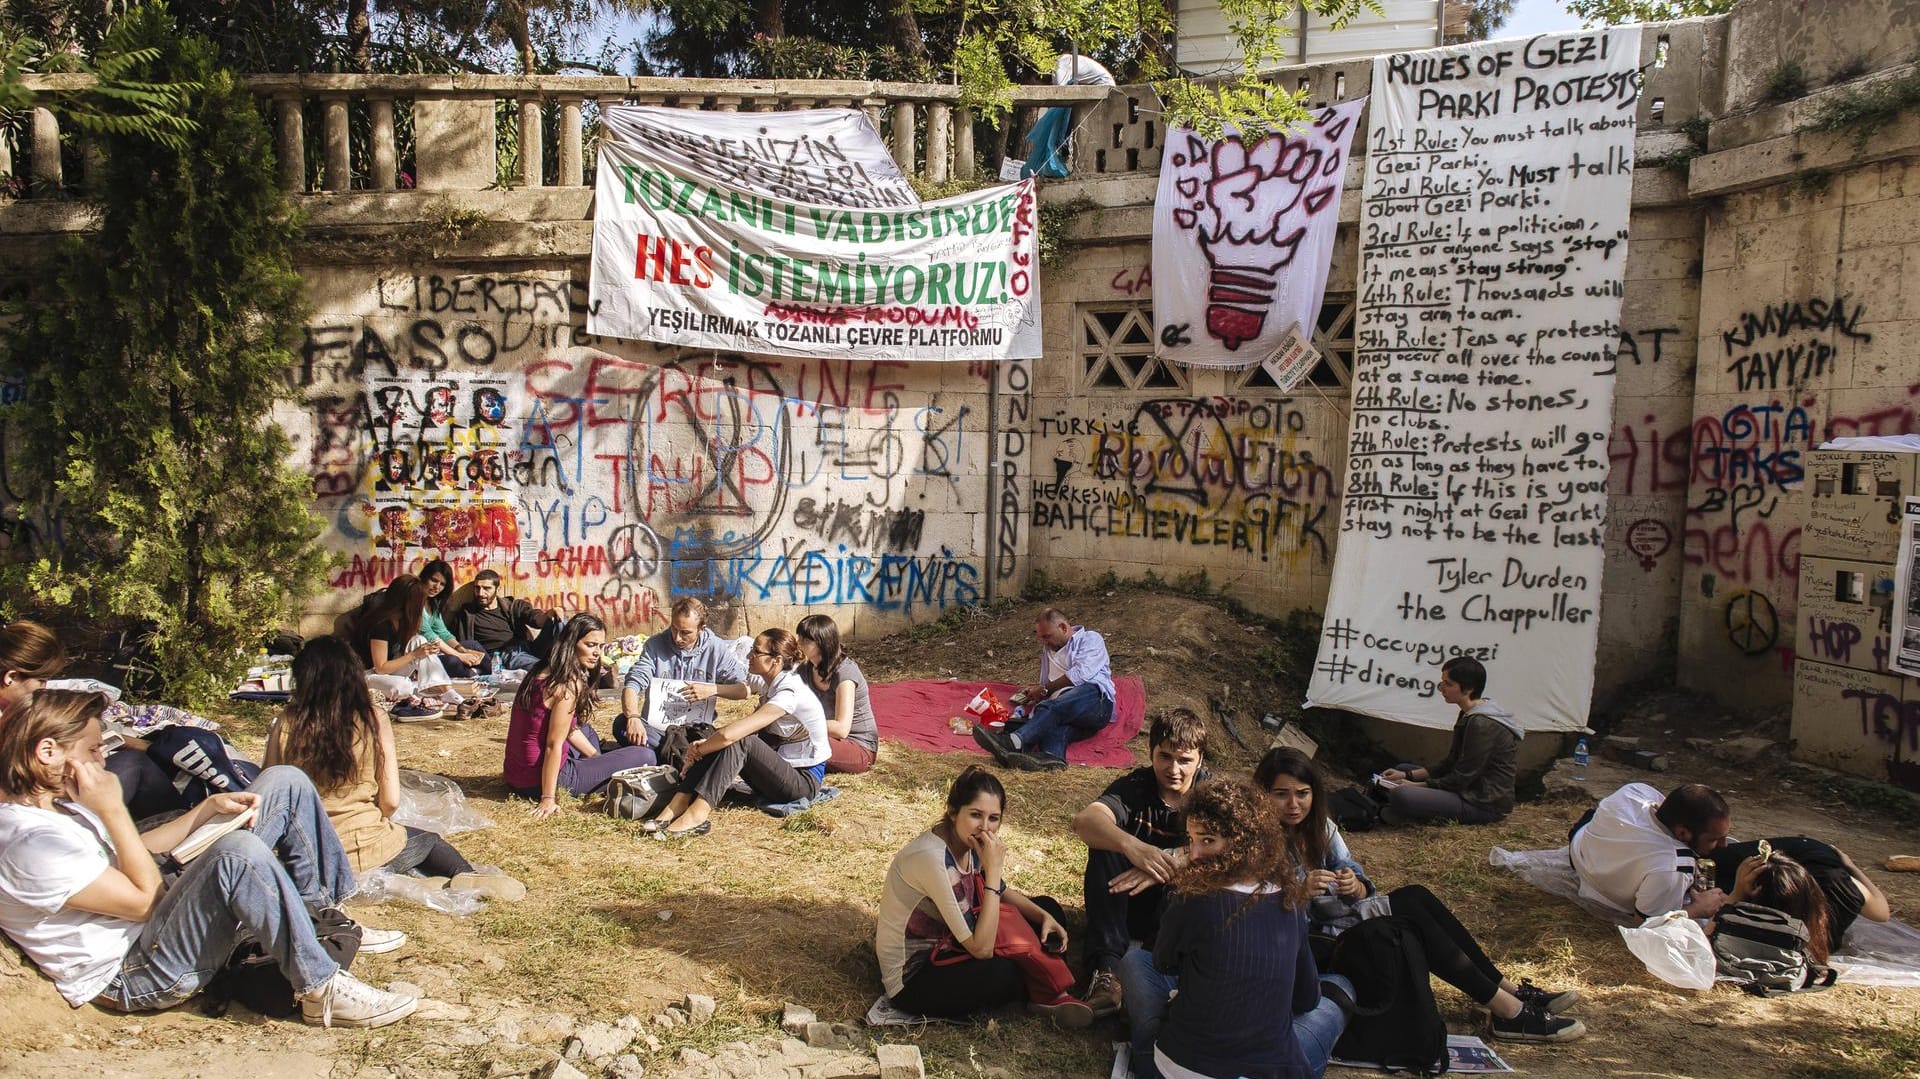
<box><xmin>1258</xmin><ymin>323</ymin><xmax>1321</xmax><ymax>392</ymax></box>
<box><xmin>999</xmin><ymin>158</ymin><xmax>1026</xmax><ymax>181</ymax></box>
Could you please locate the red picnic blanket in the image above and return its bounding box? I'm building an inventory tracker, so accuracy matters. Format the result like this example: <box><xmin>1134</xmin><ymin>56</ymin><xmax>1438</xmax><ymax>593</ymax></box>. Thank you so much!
<box><xmin>868</xmin><ymin>677</ymin><xmax>1146</xmax><ymax>768</ymax></box>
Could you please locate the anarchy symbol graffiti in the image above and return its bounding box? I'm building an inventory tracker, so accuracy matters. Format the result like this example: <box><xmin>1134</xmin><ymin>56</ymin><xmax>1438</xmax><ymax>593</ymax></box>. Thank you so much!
<box><xmin>1723</xmin><ymin>590</ymin><xmax>1779</xmax><ymax>656</ymax></box>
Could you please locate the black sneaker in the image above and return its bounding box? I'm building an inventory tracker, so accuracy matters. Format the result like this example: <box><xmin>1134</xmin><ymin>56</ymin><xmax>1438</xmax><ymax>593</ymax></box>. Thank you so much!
<box><xmin>1006</xmin><ymin>750</ymin><xmax>1067</xmax><ymax>772</ymax></box>
<box><xmin>1490</xmin><ymin>1001</ymin><xmax>1586</xmax><ymax>1043</ymax></box>
<box><xmin>1514</xmin><ymin>979</ymin><xmax>1580</xmax><ymax>1014</ymax></box>
<box><xmin>972</xmin><ymin>724</ymin><xmax>1014</xmax><ymax>764</ymax></box>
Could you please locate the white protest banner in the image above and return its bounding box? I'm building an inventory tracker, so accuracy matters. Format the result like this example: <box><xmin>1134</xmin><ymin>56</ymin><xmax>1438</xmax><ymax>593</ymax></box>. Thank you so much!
<box><xmin>1893</xmin><ymin>497</ymin><xmax>1920</xmax><ymax>679</ymax></box>
<box><xmin>1153</xmin><ymin>99</ymin><xmax>1364</xmax><ymax>366</ymax></box>
<box><xmin>587</xmin><ymin>152</ymin><xmax>1042</xmax><ymax>362</ymax></box>
<box><xmin>601</xmin><ymin>106</ymin><xmax>918</xmax><ymax>208</ymax></box>
<box><xmin>1305</xmin><ymin>28</ymin><xmax>1641</xmax><ymax>732</ymax></box>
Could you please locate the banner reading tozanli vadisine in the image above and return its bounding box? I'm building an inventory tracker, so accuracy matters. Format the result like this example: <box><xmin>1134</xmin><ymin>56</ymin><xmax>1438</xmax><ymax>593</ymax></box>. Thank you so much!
<box><xmin>588</xmin><ymin>109</ymin><xmax>1041</xmax><ymax>362</ymax></box>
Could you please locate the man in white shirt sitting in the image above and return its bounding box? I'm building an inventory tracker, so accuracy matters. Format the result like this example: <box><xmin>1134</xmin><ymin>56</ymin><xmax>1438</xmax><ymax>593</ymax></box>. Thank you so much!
<box><xmin>973</xmin><ymin>608</ymin><xmax>1115</xmax><ymax>772</ymax></box>
<box><xmin>0</xmin><ymin>690</ymin><xmax>415</xmax><ymax>1027</ymax></box>
<box><xmin>1569</xmin><ymin>782</ymin><xmax>1731</xmax><ymax>919</ymax></box>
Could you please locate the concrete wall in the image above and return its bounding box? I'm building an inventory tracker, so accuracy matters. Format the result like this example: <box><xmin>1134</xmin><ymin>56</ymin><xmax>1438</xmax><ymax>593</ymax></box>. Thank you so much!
<box><xmin>284</xmin><ymin>259</ymin><xmax>1023</xmax><ymax>639</ymax></box>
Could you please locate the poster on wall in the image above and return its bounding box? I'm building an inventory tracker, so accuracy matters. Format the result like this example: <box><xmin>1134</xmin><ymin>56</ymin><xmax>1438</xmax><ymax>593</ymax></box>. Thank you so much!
<box><xmin>1304</xmin><ymin>27</ymin><xmax>1642</xmax><ymax>732</ymax></box>
<box><xmin>1892</xmin><ymin>497</ymin><xmax>1920</xmax><ymax>679</ymax></box>
<box><xmin>589</xmin><ymin>121</ymin><xmax>1042</xmax><ymax>362</ymax></box>
<box><xmin>358</xmin><ymin>370</ymin><xmax>527</xmax><ymax>557</ymax></box>
<box><xmin>1152</xmin><ymin>99</ymin><xmax>1366</xmax><ymax>367</ymax></box>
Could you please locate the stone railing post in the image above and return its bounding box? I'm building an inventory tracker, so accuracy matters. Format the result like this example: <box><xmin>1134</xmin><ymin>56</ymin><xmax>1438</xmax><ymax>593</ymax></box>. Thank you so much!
<box><xmin>321</xmin><ymin>93</ymin><xmax>351</xmax><ymax>191</ymax></box>
<box><xmin>275</xmin><ymin>95</ymin><xmax>305</xmax><ymax>192</ymax></box>
<box><xmin>368</xmin><ymin>96</ymin><xmax>397</xmax><ymax>190</ymax></box>
<box><xmin>954</xmin><ymin>106</ymin><xmax>975</xmax><ymax>180</ymax></box>
<box><xmin>558</xmin><ymin>96</ymin><xmax>584</xmax><ymax>186</ymax></box>
<box><xmin>519</xmin><ymin>96</ymin><xmax>545</xmax><ymax>187</ymax></box>
<box><xmin>413</xmin><ymin>90</ymin><xmax>497</xmax><ymax>191</ymax></box>
<box><xmin>926</xmin><ymin>101</ymin><xmax>951</xmax><ymax>184</ymax></box>
<box><xmin>29</xmin><ymin>106</ymin><xmax>63</xmax><ymax>195</ymax></box>
<box><xmin>890</xmin><ymin>101</ymin><xmax>916</xmax><ymax>175</ymax></box>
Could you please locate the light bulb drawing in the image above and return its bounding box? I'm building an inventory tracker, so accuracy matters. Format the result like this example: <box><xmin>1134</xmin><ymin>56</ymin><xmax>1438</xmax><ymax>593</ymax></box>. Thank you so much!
<box><xmin>1168</xmin><ymin>108</ymin><xmax>1354</xmax><ymax>351</ymax></box>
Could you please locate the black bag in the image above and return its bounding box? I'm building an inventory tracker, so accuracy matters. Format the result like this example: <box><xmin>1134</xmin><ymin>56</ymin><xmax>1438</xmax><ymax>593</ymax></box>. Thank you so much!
<box><xmin>655</xmin><ymin>722</ymin><xmax>717</xmax><ymax>773</ymax></box>
<box><xmin>1329</xmin><ymin>786</ymin><xmax>1383</xmax><ymax>832</ymax></box>
<box><xmin>201</xmin><ymin>906</ymin><xmax>363</xmax><ymax>1019</ymax></box>
<box><xmin>1326</xmin><ymin>916</ymin><xmax>1449</xmax><ymax>1074</ymax></box>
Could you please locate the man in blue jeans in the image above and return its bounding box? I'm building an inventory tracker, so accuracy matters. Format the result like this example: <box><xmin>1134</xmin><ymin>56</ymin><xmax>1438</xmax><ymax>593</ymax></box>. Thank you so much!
<box><xmin>972</xmin><ymin>607</ymin><xmax>1113</xmax><ymax>772</ymax></box>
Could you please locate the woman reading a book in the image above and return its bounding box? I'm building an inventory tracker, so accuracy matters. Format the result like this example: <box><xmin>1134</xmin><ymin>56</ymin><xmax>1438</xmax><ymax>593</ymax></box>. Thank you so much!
<box><xmin>0</xmin><ymin>689</ymin><xmax>417</xmax><ymax>1027</ymax></box>
<box><xmin>1257</xmin><ymin>747</ymin><xmax>1584</xmax><ymax>1044</ymax></box>
<box><xmin>640</xmin><ymin>628</ymin><xmax>829</xmax><ymax>840</ymax></box>
<box><xmin>505</xmin><ymin>614</ymin><xmax>656</xmax><ymax>817</ymax></box>
<box><xmin>267</xmin><ymin>638</ymin><xmax>515</xmax><ymax>899</ymax></box>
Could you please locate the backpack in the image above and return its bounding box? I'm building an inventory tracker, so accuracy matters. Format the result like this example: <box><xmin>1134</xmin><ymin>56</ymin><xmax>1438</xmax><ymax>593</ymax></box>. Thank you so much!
<box><xmin>1326</xmin><ymin>916</ymin><xmax>1449</xmax><ymax>1074</ymax></box>
<box><xmin>1711</xmin><ymin>902</ymin><xmax>1838</xmax><ymax>996</ymax></box>
<box><xmin>201</xmin><ymin>905</ymin><xmax>362</xmax><ymax>1019</ymax></box>
<box><xmin>1328</xmin><ymin>786</ymin><xmax>1383</xmax><ymax>832</ymax></box>
<box><xmin>604</xmin><ymin>765</ymin><xmax>679</xmax><ymax>820</ymax></box>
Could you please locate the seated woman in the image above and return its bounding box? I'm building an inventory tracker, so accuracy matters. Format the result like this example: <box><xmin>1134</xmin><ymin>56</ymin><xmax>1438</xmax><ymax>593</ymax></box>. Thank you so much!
<box><xmin>419</xmin><ymin>559</ymin><xmax>487</xmax><ymax>680</ymax></box>
<box><xmin>505</xmin><ymin>614</ymin><xmax>655</xmax><ymax>818</ymax></box>
<box><xmin>351</xmin><ymin>574</ymin><xmax>458</xmax><ymax>718</ymax></box>
<box><xmin>795</xmin><ymin>614</ymin><xmax>879</xmax><ymax>775</ymax></box>
<box><xmin>266</xmin><ymin>637</ymin><xmax>517</xmax><ymax>899</ymax></box>
<box><xmin>1376</xmin><ymin>657</ymin><xmax>1518</xmax><ymax>824</ymax></box>
<box><xmin>0</xmin><ymin>689</ymin><xmax>415</xmax><ymax>1027</ymax></box>
<box><xmin>643</xmin><ymin>629</ymin><xmax>829</xmax><ymax>839</ymax></box>
<box><xmin>875</xmin><ymin>766</ymin><xmax>1090</xmax><ymax>1025</ymax></box>
<box><xmin>1714</xmin><ymin>836</ymin><xmax>1889</xmax><ymax>955</ymax></box>
<box><xmin>1256</xmin><ymin>747</ymin><xmax>1584</xmax><ymax>1043</ymax></box>
<box><xmin>0</xmin><ymin>621</ymin><xmax>249</xmax><ymax>821</ymax></box>
<box><xmin>1149</xmin><ymin>777</ymin><xmax>1350</xmax><ymax>1079</ymax></box>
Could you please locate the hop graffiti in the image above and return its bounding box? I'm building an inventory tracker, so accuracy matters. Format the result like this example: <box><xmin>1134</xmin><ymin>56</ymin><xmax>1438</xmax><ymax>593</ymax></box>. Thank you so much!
<box><xmin>1169</xmin><ymin>109</ymin><xmax>1351</xmax><ymax>351</ymax></box>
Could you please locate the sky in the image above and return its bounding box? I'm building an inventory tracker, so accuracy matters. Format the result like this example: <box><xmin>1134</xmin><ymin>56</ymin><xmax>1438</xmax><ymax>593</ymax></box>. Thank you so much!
<box><xmin>1496</xmin><ymin>0</ymin><xmax>1591</xmax><ymax>38</ymax></box>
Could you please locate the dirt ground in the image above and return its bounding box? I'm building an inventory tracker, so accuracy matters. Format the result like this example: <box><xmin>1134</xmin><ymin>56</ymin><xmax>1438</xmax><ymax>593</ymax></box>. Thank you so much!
<box><xmin>3</xmin><ymin>588</ymin><xmax>1919</xmax><ymax>1078</ymax></box>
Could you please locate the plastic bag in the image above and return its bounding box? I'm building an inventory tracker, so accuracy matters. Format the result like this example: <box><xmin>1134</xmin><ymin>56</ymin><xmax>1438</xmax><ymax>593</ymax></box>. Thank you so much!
<box><xmin>355</xmin><ymin>865</ymin><xmax>492</xmax><ymax>916</ymax></box>
<box><xmin>962</xmin><ymin>688</ymin><xmax>1012</xmax><ymax>727</ymax></box>
<box><xmin>392</xmin><ymin>770</ymin><xmax>493</xmax><ymax>836</ymax></box>
<box><xmin>1620</xmin><ymin>910</ymin><xmax>1716</xmax><ymax>989</ymax></box>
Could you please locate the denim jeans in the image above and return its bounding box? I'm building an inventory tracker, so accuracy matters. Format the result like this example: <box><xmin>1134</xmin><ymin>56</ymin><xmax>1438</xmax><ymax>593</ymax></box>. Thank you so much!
<box><xmin>99</xmin><ymin>830</ymin><xmax>341</xmax><ymax>1011</ymax></box>
<box><xmin>245</xmin><ymin>765</ymin><xmax>357</xmax><ymax>907</ymax></box>
<box><xmin>1120</xmin><ymin>945</ymin><xmax>1351</xmax><ymax>1079</ymax></box>
<box><xmin>1014</xmin><ymin>681</ymin><xmax>1114</xmax><ymax>761</ymax></box>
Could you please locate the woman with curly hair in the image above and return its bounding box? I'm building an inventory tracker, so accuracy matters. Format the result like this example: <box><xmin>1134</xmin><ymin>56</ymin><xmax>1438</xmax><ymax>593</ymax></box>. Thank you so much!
<box><xmin>505</xmin><ymin>614</ymin><xmax>656</xmax><ymax>818</ymax></box>
<box><xmin>1143</xmin><ymin>777</ymin><xmax>1352</xmax><ymax>1079</ymax></box>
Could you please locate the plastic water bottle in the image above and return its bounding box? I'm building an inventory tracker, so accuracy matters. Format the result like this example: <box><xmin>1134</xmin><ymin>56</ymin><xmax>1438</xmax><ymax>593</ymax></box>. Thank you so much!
<box><xmin>1572</xmin><ymin>738</ymin><xmax>1590</xmax><ymax>780</ymax></box>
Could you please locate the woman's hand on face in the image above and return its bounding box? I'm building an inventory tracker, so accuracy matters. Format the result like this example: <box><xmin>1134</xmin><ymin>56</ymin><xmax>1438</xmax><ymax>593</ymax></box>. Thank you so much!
<box><xmin>1306</xmin><ymin>868</ymin><xmax>1340</xmax><ymax>895</ymax></box>
<box><xmin>971</xmin><ymin>828</ymin><xmax>1006</xmax><ymax>877</ymax></box>
<box><xmin>531</xmin><ymin>798</ymin><xmax>562</xmax><ymax>820</ymax></box>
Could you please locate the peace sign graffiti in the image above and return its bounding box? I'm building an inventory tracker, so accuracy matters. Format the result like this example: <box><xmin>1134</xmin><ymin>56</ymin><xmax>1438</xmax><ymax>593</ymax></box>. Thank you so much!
<box><xmin>1723</xmin><ymin>591</ymin><xmax>1779</xmax><ymax>656</ymax></box>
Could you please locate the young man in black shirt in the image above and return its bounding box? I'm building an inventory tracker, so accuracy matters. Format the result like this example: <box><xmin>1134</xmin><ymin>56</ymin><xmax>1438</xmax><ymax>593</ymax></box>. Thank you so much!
<box><xmin>452</xmin><ymin>570</ymin><xmax>556</xmax><ymax>671</ymax></box>
<box><xmin>1070</xmin><ymin>709</ymin><xmax>1206</xmax><ymax>1022</ymax></box>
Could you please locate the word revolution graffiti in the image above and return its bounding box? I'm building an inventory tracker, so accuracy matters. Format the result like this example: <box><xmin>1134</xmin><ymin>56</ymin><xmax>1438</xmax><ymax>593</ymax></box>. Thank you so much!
<box><xmin>1031</xmin><ymin>396</ymin><xmax>1338</xmax><ymax>567</ymax></box>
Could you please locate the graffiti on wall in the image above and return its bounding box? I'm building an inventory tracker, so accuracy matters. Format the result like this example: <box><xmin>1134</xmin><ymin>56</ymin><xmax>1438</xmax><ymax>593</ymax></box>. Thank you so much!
<box><xmin>1033</xmin><ymin>395</ymin><xmax>1339</xmax><ymax>566</ymax></box>
<box><xmin>303</xmin><ymin>272</ymin><xmax>995</xmax><ymax>631</ymax></box>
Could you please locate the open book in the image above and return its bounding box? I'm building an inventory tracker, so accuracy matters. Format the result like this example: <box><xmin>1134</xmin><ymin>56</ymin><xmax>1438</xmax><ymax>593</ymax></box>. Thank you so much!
<box><xmin>170</xmin><ymin>804</ymin><xmax>258</xmax><ymax>863</ymax></box>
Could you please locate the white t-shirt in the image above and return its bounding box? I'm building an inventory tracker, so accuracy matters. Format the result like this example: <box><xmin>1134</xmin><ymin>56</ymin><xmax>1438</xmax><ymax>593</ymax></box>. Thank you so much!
<box><xmin>1569</xmin><ymin>782</ymin><xmax>1699</xmax><ymax>917</ymax></box>
<box><xmin>760</xmin><ymin>669</ymin><xmax>830</xmax><ymax>768</ymax></box>
<box><xmin>0</xmin><ymin>802</ymin><xmax>141</xmax><ymax>1005</ymax></box>
<box><xmin>875</xmin><ymin>830</ymin><xmax>978</xmax><ymax>997</ymax></box>
<box><xmin>1053</xmin><ymin>53</ymin><xmax>1117</xmax><ymax>87</ymax></box>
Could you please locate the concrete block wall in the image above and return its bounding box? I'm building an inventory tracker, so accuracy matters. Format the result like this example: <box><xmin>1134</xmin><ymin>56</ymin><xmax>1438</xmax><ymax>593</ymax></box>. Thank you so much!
<box><xmin>286</xmin><ymin>260</ymin><xmax>1010</xmax><ymax>640</ymax></box>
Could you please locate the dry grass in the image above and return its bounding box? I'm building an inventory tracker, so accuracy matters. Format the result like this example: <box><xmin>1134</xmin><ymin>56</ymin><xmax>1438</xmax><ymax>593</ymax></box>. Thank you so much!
<box><xmin>4</xmin><ymin>592</ymin><xmax>1920</xmax><ymax>1078</ymax></box>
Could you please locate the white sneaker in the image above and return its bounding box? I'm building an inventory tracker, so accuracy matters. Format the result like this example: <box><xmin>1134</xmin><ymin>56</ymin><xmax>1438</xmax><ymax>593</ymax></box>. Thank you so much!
<box><xmin>300</xmin><ymin>970</ymin><xmax>418</xmax><ymax>1028</ymax></box>
<box><xmin>357</xmin><ymin>926</ymin><xmax>407</xmax><ymax>954</ymax></box>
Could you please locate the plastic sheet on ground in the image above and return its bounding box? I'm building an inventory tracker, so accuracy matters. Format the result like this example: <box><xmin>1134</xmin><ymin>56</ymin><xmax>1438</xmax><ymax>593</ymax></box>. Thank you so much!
<box><xmin>354</xmin><ymin>865</ymin><xmax>507</xmax><ymax>916</ymax></box>
<box><xmin>393</xmin><ymin>769</ymin><xmax>493</xmax><ymax>836</ymax></box>
<box><xmin>1492</xmin><ymin>846</ymin><xmax>1920</xmax><ymax>987</ymax></box>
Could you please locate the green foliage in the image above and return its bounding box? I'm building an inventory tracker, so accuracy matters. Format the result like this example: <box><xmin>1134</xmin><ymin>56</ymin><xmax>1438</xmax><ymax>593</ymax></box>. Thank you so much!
<box><xmin>748</xmin><ymin>32</ymin><xmax>937</xmax><ymax>82</ymax></box>
<box><xmin>1</xmin><ymin>5</ymin><xmax>202</xmax><ymax>155</ymax></box>
<box><xmin>1565</xmin><ymin>0</ymin><xmax>1732</xmax><ymax>23</ymax></box>
<box><xmin>1762</xmin><ymin>61</ymin><xmax>1810</xmax><ymax>103</ymax></box>
<box><xmin>1804</xmin><ymin>62</ymin><xmax>1920</xmax><ymax>148</ymax></box>
<box><xmin>0</xmin><ymin>5</ymin><xmax>330</xmax><ymax>705</ymax></box>
<box><xmin>1036</xmin><ymin>195</ymin><xmax>1091</xmax><ymax>273</ymax></box>
<box><xmin>1160</xmin><ymin>0</ymin><xmax>1377</xmax><ymax>138</ymax></box>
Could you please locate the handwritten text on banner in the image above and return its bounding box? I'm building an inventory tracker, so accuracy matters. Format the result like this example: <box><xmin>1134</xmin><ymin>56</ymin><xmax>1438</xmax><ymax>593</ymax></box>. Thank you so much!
<box><xmin>1305</xmin><ymin>28</ymin><xmax>1642</xmax><ymax>733</ymax></box>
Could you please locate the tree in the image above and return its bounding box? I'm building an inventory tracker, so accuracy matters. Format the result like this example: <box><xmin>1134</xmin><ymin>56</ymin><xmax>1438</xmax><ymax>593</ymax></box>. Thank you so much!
<box><xmin>1</xmin><ymin>4</ymin><xmax>331</xmax><ymax>704</ymax></box>
<box><xmin>1566</xmin><ymin>0</ymin><xmax>1732</xmax><ymax>23</ymax></box>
